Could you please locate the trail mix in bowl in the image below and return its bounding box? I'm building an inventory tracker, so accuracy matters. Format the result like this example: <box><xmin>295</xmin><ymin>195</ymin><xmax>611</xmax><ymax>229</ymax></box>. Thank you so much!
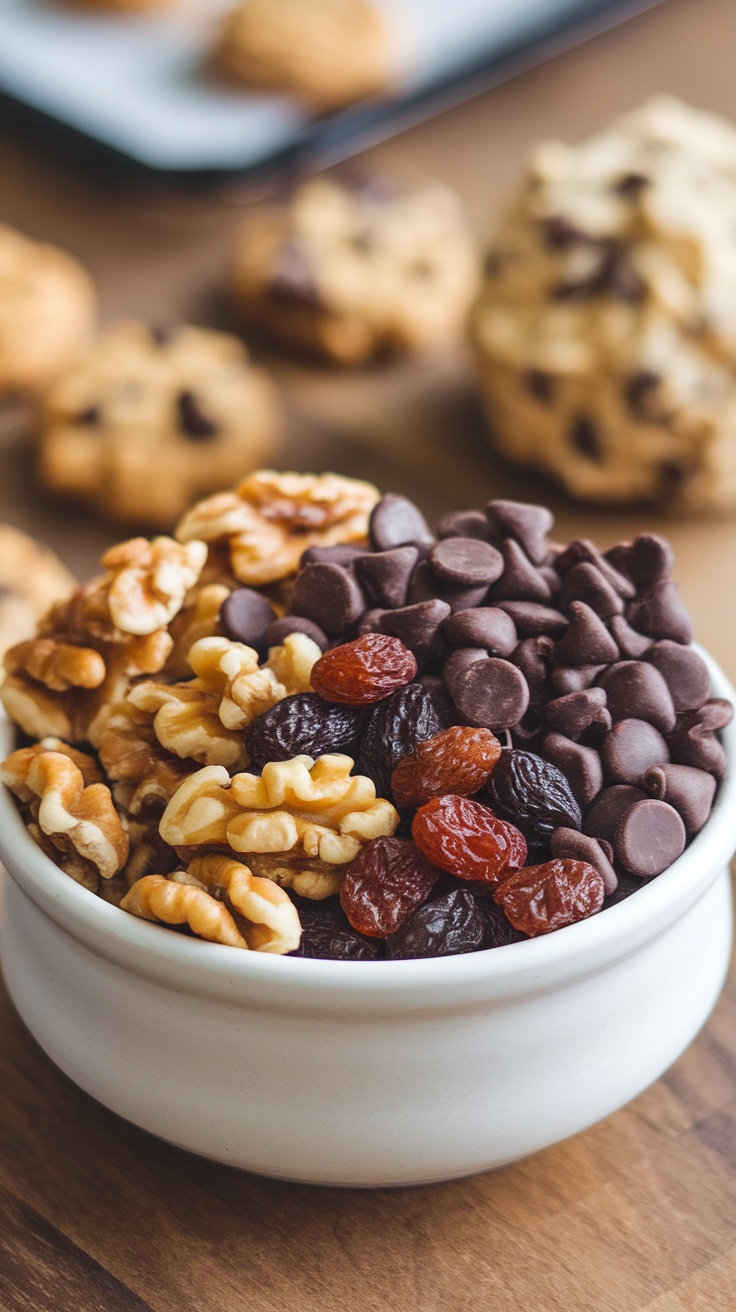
<box><xmin>1</xmin><ymin>470</ymin><xmax>732</xmax><ymax>959</ymax></box>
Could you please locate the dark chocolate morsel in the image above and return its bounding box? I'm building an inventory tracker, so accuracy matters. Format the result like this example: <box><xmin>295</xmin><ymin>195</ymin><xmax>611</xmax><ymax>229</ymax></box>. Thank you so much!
<box><xmin>607</xmin><ymin>614</ymin><xmax>652</xmax><ymax>659</ymax></box>
<box><xmin>353</xmin><ymin>546</ymin><xmax>419</xmax><ymax>610</ymax></box>
<box><xmin>559</xmin><ymin>562</ymin><xmax>624</xmax><ymax>619</ymax></box>
<box><xmin>541</xmin><ymin>733</ymin><xmax>603</xmax><ymax>808</ymax></box>
<box><xmin>645</xmin><ymin>640</ymin><xmax>710</xmax><ymax>712</ymax></box>
<box><xmin>437</xmin><ymin>509</ymin><xmax>492</xmax><ymax>541</ymax></box>
<box><xmin>429</xmin><ymin>537</ymin><xmax>504</xmax><ymax>588</ymax></box>
<box><xmin>449</xmin><ymin>657</ymin><xmax>530</xmax><ymax>730</ymax></box>
<box><xmin>554</xmin><ymin>601</ymin><xmax>619</xmax><ymax>666</ymax></box>
<box><xmin>553</xmin><ymin>540</ymin><xmax>635</xmax><ymax>599</ymax></box>
<box><xmin>583</xmin><ymin>784</ymin><xmax>648</xmax><ymax>842</ymax></box>
<box><xmin>643</xmin><ymin>763</ymin><xmax>717</xmax><ymax>836</ymax></box>
<box><xmin>407</xmin><ymin>560</ymin><xmax>488</xmax><ymax>613</ymax></box>
<box><xmin>291</xmin><ymin>563</ymin><xmax>365</xmax><ymax>638</ymax></box>
<box><xmin>177</xmin><ymin>390</ymin><xmax>218</xmax><ymax>440</ymax></box>
<box><xmin>443</xmin><ymin>646</ymin><xmax>487</xmax><ymax>695</ymax></box>
<box><xmin>443</xmin><ymin>607</ymin><xmax>517</xmax><ymax>655</ymax></box>
<box><xmin>549</xmin><ymin>665</ymin><xmax>605</xmax><ymax>696</ymax></box>
<box><xmin>543</xmin><ymin>688</ymin><xmax>611</xmax><ymax>742</ymax></box>
<box><xmin>300</xmin><ymin>543</ymin><xmax>366</xmax><ymax>568</ymax></box>
<box><xmin>597</xmin><ymin>660</ymin><xmax>676</xmax><ymax>733</ymax></box>
<box><xmin>220</xmin><ymin>588</ymin><xmax>277</xmax><ymax>650</ymax></box>
<box><xmin>494</xmin><ymin>601</ymin><xmax>569</xmax><ymax>638</ymax></box>
<box><xmin>667</xmin><ymin>699</ymin><xmax>732</xmax><ymax>778</ymax></box>
<box><xmin>549</xmin><ymin>827</ymin><xmax>618</xmax><ymax>895</ymax></box>
<box><xmin>511</xmin><ymin>636</ymin><xmax>554</xmax><ymax>706</ymax></box>
<box><xmin>600</xmin><ymin>718</ymin><xmax>670</xmax><ymax>784</ymax></box>
<box><xmin>626</xmin><ymin>581</ymin><xmax>693</xmax><ymax>644</ymax></box>
<box><xmin>606</xmin><ymin>533</ymin><xmax>674</xmax><ymax>590</ymax></box>
<box><xmin>489</xmin><ymin>539</ymin><xmax>552</xmax><ymax>603</ymax></box>
<box><xmin>369</xmin><ymin>494</ymin><xmax>434</xmax><ymax>551</ymax></box>
<box><xmin>263</xmin><ymin>615</ymin><xmax>328</xmax><ymax>651</ymax></box>
<box><xmin>614</xmin><ymin>799</ymin><xmax>686</xmax><ymax>878</ymax></box>
<box><xmin>484</xmin><ymin>500</ymin><xmax>554</xmax><ymax>565</ymax></box>
<box><xmin>376</xmin><ymin>599</ymin><xmax>451</xmax><ymax>667</ymax></box>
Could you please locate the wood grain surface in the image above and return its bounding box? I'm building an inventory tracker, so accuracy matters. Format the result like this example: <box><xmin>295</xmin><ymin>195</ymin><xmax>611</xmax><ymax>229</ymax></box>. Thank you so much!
<box><xmin>2</xmin><ymin>0</ymin><xmax>736</xmax><ymax>1307</ymax></box>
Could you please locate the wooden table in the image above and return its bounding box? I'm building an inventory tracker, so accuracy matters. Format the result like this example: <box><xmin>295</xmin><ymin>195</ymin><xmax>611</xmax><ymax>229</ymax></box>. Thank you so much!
<box><xmin>3</xmin><ymin>1</ymin><xmax>736</xmax><ymax>1307</ymax></box>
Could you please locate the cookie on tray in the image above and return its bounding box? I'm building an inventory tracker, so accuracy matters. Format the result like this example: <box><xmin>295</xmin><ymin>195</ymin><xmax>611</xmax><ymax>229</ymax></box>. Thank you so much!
<box><xmin>0</xmin><ymin>223</ymin><xmax>95</xmax><ymax>395</ymax></box>
<box><xmin>0</xmin><ymin>525</ymin><xmax>75</xmax><ymax>669</ymax></box>
<box><xmin>38</xmin><ymin>322</ymin><xmax>282</xmax><ymax>527</ymax></box>
<box><xmin>232</xmin><ymin>171</ymin><xmax>478</xmax><ymax>365</ymax></box>
<box><xmin>471</xmin><ymin>96</ymin><xmax>736</xmax><ymax>511</ymax></box>
<box><xmin>212</xmin><ymin>0</ymin><xmax>393</xmax><ymax>112</ymax></box>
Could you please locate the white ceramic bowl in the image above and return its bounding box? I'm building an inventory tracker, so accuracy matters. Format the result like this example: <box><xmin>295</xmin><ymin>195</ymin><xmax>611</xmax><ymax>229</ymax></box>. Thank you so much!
<box><xmin>1</xmin><ymin>650</ymin><xmax>735</xmax><ymax>1188</ymax></box>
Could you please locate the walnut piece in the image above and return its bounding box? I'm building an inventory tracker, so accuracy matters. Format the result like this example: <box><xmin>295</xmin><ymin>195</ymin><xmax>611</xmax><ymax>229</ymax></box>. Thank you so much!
<box><xmin>159</xmin><ymin>753</ymin><xmax>398</xmax><ymax>898</ymax></box>
<box><xmin>102</xmin><ymin>536</ymin><xmax>208</xmax><ymax>636</ymax></box>
<box><xmin>2</xmin><ymin>744</ymin><xmax>129</xmax><ymax>880</ymax></box>
<box><xmin>121</xmin><ymin>873</ymin><xmax>247</xmax><ymax>947</ymax></box>
<box><xmin>175</xmin><ymin>469</ymin><xmax>378</xmax><ymax>585</ymax></box>
<box><xmin>188</xmin><ymin>854</ymin><xmax>301</xmax><ymax>952</ymax></box>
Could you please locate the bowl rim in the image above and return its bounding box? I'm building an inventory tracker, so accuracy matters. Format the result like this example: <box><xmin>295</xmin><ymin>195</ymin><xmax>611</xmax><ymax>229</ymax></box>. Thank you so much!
<box><xmin>1</xmin><ymin>644</ymin><xmax>735</xmax><ymax>1010</ymax></box>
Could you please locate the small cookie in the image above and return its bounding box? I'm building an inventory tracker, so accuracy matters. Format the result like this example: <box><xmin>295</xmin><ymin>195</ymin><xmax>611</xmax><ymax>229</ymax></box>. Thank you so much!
<box><xmin>471</xmin><ymin>96</ymin><xmax>736</xmax><ymax>511</ymax></box>
<box><xmin>0</xmin><ymin>224</ymin><xmax>95</xmax><ymax>395</ymax></box>
<box><xmin>233</xmin><ymin>172</ymin><xmax>478</xmax><ymax>365</ymax></box>
<box><xmin>38</xmin><ymin>322</ymin><xmax>282</xmax><ymax>527</ymax></box>
<box><xmin>213</xmin><ymin>0</ymin><xmax>392</xmax><ymax>112</ymax></box>
<box><xmin>0</xmin><ymin>525</ymin><xmax>75</xmax><ymax>668</ymax></box>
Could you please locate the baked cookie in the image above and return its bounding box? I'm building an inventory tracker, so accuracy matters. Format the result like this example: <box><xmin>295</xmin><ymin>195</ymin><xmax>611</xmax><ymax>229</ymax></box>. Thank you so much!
<box><xmin>213</xmin><ymin>0</ymin><xmax>393</xmax><ymax>112</ymax></box>
<box><xmin>232</xmin><ymin>171</ymin><xmax>478</xmax><ymax>364</ymax></box>
<box><xmin>0</xmin><ymin>525</ymin><xmax>75</xmax><ymax>670</ymax></box>
<box><xmin>471</xmin><ymin>96</ymin><xmax>736</xmax><ymax>511</ymax></box>
<box><xmin>38</xmin><ymin>322</ymin><xmax>282</xmax><ymax>527</ymax></box>
<box><xmin>0</xmin><ymin>223</ymin><xmax>95</xmax><ymax>395</ymax></box>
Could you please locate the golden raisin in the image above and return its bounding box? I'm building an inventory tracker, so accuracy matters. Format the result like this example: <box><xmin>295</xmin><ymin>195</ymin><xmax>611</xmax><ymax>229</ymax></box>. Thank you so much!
<box><xmin>311</xmin><ymin>633</ymin><xmax>417</xmax><ymax>706</ymax></box>
<box><xmin>493</xmin><ymin>858</ymin><xmax>605</xmax><ymax>936</ymax></box>
<box><xmin>412</xmin><ymin>795</ymin><xmax>527</xmax><ymax>883</ymax></box>
<box><xmin>391</xmin><ymin>726</ymin><xmax>501</xmax><ymax>809</ymax></box>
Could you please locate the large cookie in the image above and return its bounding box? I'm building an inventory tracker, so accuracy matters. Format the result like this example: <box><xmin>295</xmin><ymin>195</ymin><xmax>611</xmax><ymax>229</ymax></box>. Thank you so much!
<box><xmin>233</xmin><ymin>171</ymin><xmax>478</xmax><ymax>365</ymax></box>
<box><xmin>0</xmin><ymin>223</ymin><xmax>95</xmax><ymax>394</ymax></box>
<box><xmin>0</xmin><ymin>525</ymin><xmax>75</xmax><ymax>669</ymax></box>
<box><xmin>213</xmin><ymin>0</ymin><xmax>393</xmax><ymax>111</ymax></box>
<box><xmin>38</xmin><ymin>322</ymin><xmax>282</xmax><ymax>527</ymax></box>
<box><xmin>471</xmin><ymin>96</ymin><xmax>736</xmax><ymax>510</ymax></box>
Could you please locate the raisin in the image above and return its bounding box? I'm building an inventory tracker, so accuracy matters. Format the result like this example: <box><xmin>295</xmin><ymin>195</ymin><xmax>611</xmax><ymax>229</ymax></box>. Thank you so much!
<box><xmin>311</xmin><ymin>633</ymin><xmax>417</xmax><ymax>706</ymax></box>
<box><xmin>478</xmin><ymin>892</ymin><xmax>529</xmax><ymax>948</ymax></box>
<box><xmin>485</xmin><ymin>749</ymin><xmax>582</xmax><ymax>845</ymax></box>
<box><xmin>288</xmin><ymin>895</ymin><xmax>382</xmax><ymax>961</ymax></box>
<box><xmin>493</xmin><ymin>858</ymin><xmax>605</xmax><ymax>936</ymax></box>
<box><xmin>358</xmin><ymin>682</ymin><xmax>450</xmax><ymax>798</ymax></box>
<box><xmin>245</xmin><ymin>693</ymin><xmax>363</xmax><ymax>765</ymax></box>
<box><xmin>386</xmin><ymin>886</ymin><xmax>487</xmax><ymax>958</ymax></box>
<box><xmin>340</xmin><ymin>837</ymin><xmax>441</xmax><ymax>937</ymax></box>
<box><xmin>391</xmin><ymin>726</ymin><xmax>501</xmax><ymax>809</ymax></box>
<box><xmin>412</xmin><ymin>795</ymin><xmax>527</xmax><ymax>883</ymax></box>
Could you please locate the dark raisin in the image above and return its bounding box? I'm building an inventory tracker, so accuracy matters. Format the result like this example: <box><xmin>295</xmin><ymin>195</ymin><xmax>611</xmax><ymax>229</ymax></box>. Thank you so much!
<box><xmin>340</xmin><ymin>837</ymin><xmax>441</xmax><ymax>937</ymax></box>
<box><xmin>245</xmin><ymin>693</ymin><xmax>363</xmax><ymax>765</ymax></box>
<box><xmin>289</xmin><ymin>895</ymin><xmax>382</xmax><ymax>961</ymax></box>
<box><xmin>385</xmin><ymin>886</ymin><xmax>487</xmax><ymax>958</ymax></box>
<box><xmin>358</xmin><ymin>682</ymin><xmax>450</xmax><ymax>798</ymax></box>
<box><xmin>478</xmin><ymin>892</ymin><xmax>529</xmax><ymax>948</ymax></box>
<box><xmin>485</xmin><ymin>749</ymin><xmax>582</xmax><ymax>845</ymax></box>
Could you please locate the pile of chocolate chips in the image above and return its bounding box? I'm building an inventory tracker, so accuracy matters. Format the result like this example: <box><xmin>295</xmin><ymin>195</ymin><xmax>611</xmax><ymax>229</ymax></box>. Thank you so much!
<box><xmin>219</xmin><ymin>492</ymin><xmax>733</xmax><ymax>960</ymax></box>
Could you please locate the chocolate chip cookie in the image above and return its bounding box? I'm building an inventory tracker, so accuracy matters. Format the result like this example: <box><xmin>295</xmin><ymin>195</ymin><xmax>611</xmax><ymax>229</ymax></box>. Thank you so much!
<box><xmin>0</xmin><ymin>223</ymin><xmax>95</xmax><ymax>395</ymax></box>
<box><xmin>0</xmin><ymin>525</ymin><xmax>75</xmax><ymax>669</ymax></box>
<box><xmin>232</xmin><ymin>171</ymin><xmax>478</xmax><ymax>365</ymax></box>
<box><xmin>212</xmin><ymin>0</ymin><xmax>393</xmax><ymax>112</ymax></box>
<box><xmin>38</xmin><ymin>322</ymin><xmax>281</xmax><ymax>527</ymax></box>
<box><xmin>471</xmin><ymin>96</ymin><xmax>736</xmax><ymax>510</ymax></box>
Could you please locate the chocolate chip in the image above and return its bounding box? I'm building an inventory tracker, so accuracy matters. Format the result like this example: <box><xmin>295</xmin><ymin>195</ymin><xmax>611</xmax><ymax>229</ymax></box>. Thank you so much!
<box><xmin>291</xmin><ymin>563</ymin><xmax>365</xmax><ymax>638</ymax></box>
<box><xmin>614</xmin><ymin>172</ymin><xmax>650</xmax><ymax>198</ymax></box>
<box><xmin>603</xmin><ymin>252</ymin><xmax>645</xmax><ymax>303</ymax></box>
<box><xmin>511</xmin><ymin>636</ymin><xmax>554</xmax><ymax>706</ymax></box>
<box><xmin>443</xmin><ymin>646</ymin><xmax>487</xmax><ymax>693</ymax></box>
<box><xmin>376</xmin><ymin>599</ymin><xmax>451</xmax><ymax>667</ymax></box>
<box><xmin>489</xmin><ymin>540</ymin><xmax>552</xmax><ymax>604</ymax></box>
<box><xmin>177</xmin><ymin>391</ymin><xmax>218</xmax><ymax>440</ymax></box>
<box><xmin>442</xmin><ymin>607</ymin><xmax>517</xmax><ymax>655</ymax></box>
<box><xmin>485</xmin><ymin>500</ymin><xmax>554</xmax><ymax>565</ymax></box>
<box><xmin>570</xmin><ymin>415</ymin><xmax>602</xmax><ymax>461</ymax></box>
<box><xmin>407</xmin><ymin>560</ymin><xmax>488</xmax><ymax>614</ymax></box>
<box><xmin>559</xmin><ymin>562</ymin><xmax>624</xmax><ymax>619</ymax></box>
<box><xmin>494</xmin><ymin>602</ymin><xmax>568</xmax><ymax>638</ymax></box>
<box><xmin>369</xmin><ymin>494</ymin><xmax>433</xmax><ymax>551</ymax></box>
<box><xmin>75</xmin><ymin>405</ymin><xmax>101</xmax><ymax>425</ymax></box>
<box><xmin>607</xmin><ymin>615</ymin><xmax>652</xmax><ymax>659</ymax></box>
<box><xmin>448</xmin><ymin>657</ymin><xmax>530</xmax><ymax>731</ymax></box>
<box><xmin>543</xmin><ymin>217</ymin><xmax>588</xmax><ymax>249</ymax></box>
<box><xmin>549</xmin><ymin>827</ymin><xmax>618</xmax><ymax>895</ymax></box>
<box><xmin>643</xmin><ymin>763</ymin><xmax>717</xmax><ymax>836</ymax></box>
<box><xmin>584</xmin><ymin>784</ymin><xmax>647</xmax><ymax>842</ymax></box>
<box><xmin>267</xmin><ymin>241</ymin><xmax>321</xmax><ymax>306</ymax></box>
<box><xmin>541</xmin><ymin>733</ymin><xmax>603</xmax><ymax>808</ymax></box>
<box><xmin>606</xmin><ymin>533</ymin><xmax>674</xmax><ymax>589</ymax></box>
<box><xmin>554</xmin><ymin>601</ymin><xmax>619</xmax><ymax>666</ymax></box>
<box><xmin>220</xmin><ymin>588</ymin><xmax>277</xmax><ymax>650</ymax></box>
<box><xmin>544</xmin><ymin>688</ymin><xmax>611</xmax><ymax>743</ymax></box>
<box><xmin>300</xmin><ymin>544</ymin><xmax>366</xmax><ymax>568</ymax></box>
<box><xmin>525</xmin><ymin>370</ymin><xmax>555</xmax><ymax>404</ymax></box>
<box><xmin>614</xmin><ymin>799</ymin><xmax>686</xmax><ymax>878</ymax></box>
<box><xmin>626</xmin><ymin>581</ymin><xmax>693</xmax><ymax>644</ymax></box>
<box><xmin>625</xmin><ymin>370</ymin><xmax>664</xmax><ymax>420</ymax></box>
<box><xmin>263</xmin><ymin>615</ymin><xmax>328</xmax><ymax>651</ymax></box>
<box><xmin>549</xmin><ymin>665</ymin><xmax>605</xmax><ymax>696</ymax></box>
<box><xmin>437</xmin><ymin>510</ymin><xmax>491</xmax><ymax>541</ymax></box>
<box><xmin>645</xmin><ymin>640</ymin><xmax>710</xmax><ymax>712</ymax></box>
<box><xmin>353</xmin><ymin>546</ymin><xmax>418</xmax><ymax>610</ymax></box>
<box><xmin>429</xmin><ymin>538</ymin><xmax>504</xmax><ymax>588</ymax></box>
<box><xmin>600</xmin><ymin>718</ymin><xmax>670</xmax><ymax>784</ymax></box>
<box><xmin>597</xmin><ymin>661</ymin><xmax>676</xmax><ymax>734</ymax></box>
<box><xmin>667</xmin><ymin>699</ymin><xmax>732</xmax><ymax>778</ymax></box>
<box><xmin>553</xmin><ymin>540</ymin><xmax>635</xmax><ymax>599</ymax></box>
